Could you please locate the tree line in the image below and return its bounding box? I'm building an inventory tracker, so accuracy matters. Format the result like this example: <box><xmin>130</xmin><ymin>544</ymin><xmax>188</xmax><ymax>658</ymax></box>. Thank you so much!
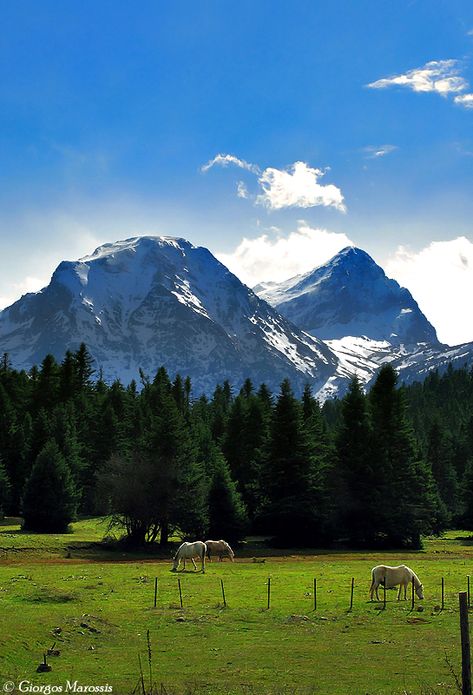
<box><xmin>0</xmin><ymin>345</ymin><xmax>472</xmax><ymax>548</ymax></box>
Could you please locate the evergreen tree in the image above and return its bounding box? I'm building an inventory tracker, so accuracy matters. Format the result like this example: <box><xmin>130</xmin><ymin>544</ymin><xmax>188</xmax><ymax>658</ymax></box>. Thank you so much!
<box><xmin>207</xmin><ymin>450</ymin><xmax>248</xmax><ymax>542</ymax></box>
<box><xmin>33</xmin><ymin>354</ymin><xmax>60</xmax><ymax>412</ymax></box>
<box><xmin>75</xmin><ymin>343</ymin><xmax>95</xmax><ymax>390</ymax></box>
<box><xmin>0</xmin><ymin>458</ymin><xmax>12</xmax><ymax>518</ymax></box>
<box><xmin>141</xmin><ymin>369</ymin><xmax>208</xmax><ymax>544</ymax></box>
<box><xmin>370</xmin><ymin>365</ymin><xmax>444</xmax><ymax>547</ymax></box>
<box><xmin>261</xmin><ymin>379</ymin><xmax>328</xmax><ymax>545</ymax></box>
<box><xmin>22</xmin><ymin>439</ymin><xmax>78</xmax><ymax>532</ymax></box>
<box><xmin>335</xmin><ymin>377</ymin><xmax>378</xmax><ymax>545</ymax></box>
<box><xmin>426</xmin><ymin>419</ymin><xmax>458</xmax><ymax>521</ymax></box>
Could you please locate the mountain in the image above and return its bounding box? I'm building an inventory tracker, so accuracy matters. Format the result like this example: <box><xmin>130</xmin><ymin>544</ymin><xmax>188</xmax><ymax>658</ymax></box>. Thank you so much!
<box><xmin>256</xmin><ymin>246</ymin><xmax>439</xmax><ymax>344</ymax></box>
<box><xmin>255</xmin><ymin>246</ymin><xmax>460</xmax><ymax>398</ymax></box>
<box><xmin>0</xmin><ymin>236</ymin><xmax>338</xmax><ymax>395</ymax></box>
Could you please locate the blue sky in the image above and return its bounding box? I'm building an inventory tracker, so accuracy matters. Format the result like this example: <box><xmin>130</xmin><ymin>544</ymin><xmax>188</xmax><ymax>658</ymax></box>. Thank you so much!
<box><xmin>1</xmin><ymin>1</ymin><xmax>473</xmax><ymax>343</ymax></box>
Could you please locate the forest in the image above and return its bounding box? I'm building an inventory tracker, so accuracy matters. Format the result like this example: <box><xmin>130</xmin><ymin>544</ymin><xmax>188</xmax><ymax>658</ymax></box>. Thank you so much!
<box><xmin>1</xmin><ymin>344</ymin><xmax>473</xmax><ymax>549</ymax></box>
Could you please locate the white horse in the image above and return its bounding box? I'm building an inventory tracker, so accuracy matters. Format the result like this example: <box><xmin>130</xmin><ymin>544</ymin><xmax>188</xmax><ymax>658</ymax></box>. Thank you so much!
<box><xmin>171</xmin><ymin>541</ymin><xmax>207</xmax><ymax>573</ymax></box>
<box><xmin>205</xmin><ymin>539</ymin><xmax>234</xmax><ymax>562</ymax></box>
<box><xmin>370</xmin><ymin>564</ymin><xmax>424</xmax><ymax>601</ymax></box>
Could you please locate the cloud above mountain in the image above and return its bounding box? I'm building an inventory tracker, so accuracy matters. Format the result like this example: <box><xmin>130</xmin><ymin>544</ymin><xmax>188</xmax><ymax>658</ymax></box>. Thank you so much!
<box><xmin>363</xmin><ymin>144</ymin><xmax>398</xmax><ymax>159</ymax></box>
<box><xmin>216</xmin><ymin>224</ymin><xmax>353</xmax><ymax>287</ymax></box>
<box><xmin>367</xmin><ymin>59</ymin><xmax>468</xmax><ymax>97</ymax></box>
<box><xmin>385</xmin><ymin>237</ymin><xmax>473</xmax><ymax>345</ymax></box>
<box><xmin>202</xmin><ymin>153</ymin><xmax>346</xmax><ymax>212</ymax></box>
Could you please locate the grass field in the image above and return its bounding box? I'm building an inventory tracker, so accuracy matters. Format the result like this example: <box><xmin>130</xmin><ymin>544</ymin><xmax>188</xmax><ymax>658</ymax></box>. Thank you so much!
<box><xmin>1</xmin><ymin>519</ymin><xmax>472</xmax><ymax>694</ymax></box>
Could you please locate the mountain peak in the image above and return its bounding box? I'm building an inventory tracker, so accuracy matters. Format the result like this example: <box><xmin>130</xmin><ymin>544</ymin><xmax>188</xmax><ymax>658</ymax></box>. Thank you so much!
<box><xmin>256</xmin><ymin>246</ymin><xmax>439</xmax><ymax>346</ymax></box>
<box><xmin>79</xmin><ymin>235</ymin><xmax>195</xmax><ymax>263</ymax></box>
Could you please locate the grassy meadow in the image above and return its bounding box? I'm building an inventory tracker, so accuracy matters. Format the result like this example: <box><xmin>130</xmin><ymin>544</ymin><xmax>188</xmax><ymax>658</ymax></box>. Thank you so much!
<box><xmin>1</xmin><ymin>519</ymin><xmax>472</xmax><ymax>694</ymax></box>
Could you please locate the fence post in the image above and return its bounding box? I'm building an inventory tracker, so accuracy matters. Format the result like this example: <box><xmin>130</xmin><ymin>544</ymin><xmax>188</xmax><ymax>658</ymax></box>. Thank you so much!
<box><xmin>442</xmin><ymin>577</ymin><xmax>445</xmax><ymax>611</ymax></box>
<box><xmin>468</xmin><ymin>576</ymin><xmax>471</xmax><ymax>609</ymax></box>
<box><xmin>411</xmin><ymin>576</ymin><xmax>415</xmax><ymax>611</ymax></box>
<box><xmin>349</xmin><ymin>577</ymin><xmax>354</xmax><ymax>611</ymax></box>
<box><xmin>220</xmin><ymin>579</ymin><xmax>227</xmax><ymax>607</ymax></box>
<box><xmin>313</xmin><ymin>578</ymin><xmax>317</xmax><ymax>611</ymax></box>
<box><xmin>267</xmin><ymin>577</ymin><xmax>271</xmax><ymax>610</ymax></box>
<box><xmin>178</xmin><ymin>578</ymin><xmax>183</xmax><ymax>609</ymax></box>
<box><xmin>460</xmin><ymin>591</ymin><xmax>472</xmax><ymax>695</ymax></box>
<box><xmin>154</xmin><ymin>577</ymin><xmax>158</xmax><ymax>608</ymax></box>
<box><xmin>383</xmin><ymin>582</ymin><xmax>386</xmax><ymax>610</ymax></box>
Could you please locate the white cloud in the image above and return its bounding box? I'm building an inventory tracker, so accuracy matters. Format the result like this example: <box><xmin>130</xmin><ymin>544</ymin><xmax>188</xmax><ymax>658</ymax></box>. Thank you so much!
<box><xmin>201</xmin><ymin>153</ymin><xmax>260</xmax><ymax>174</ymax></box>
<box><xmin>256</xmin><ymin>161</ymin><xmax>346</xmax><ymax>212</ymax></box>
<box><xmin>363</xmin><ymin>144</ymin><xmax>398</xmax><ymax>159</ymax></box>
<box><xmin>216</xmin><ymin>224</ymin><xmax>354</xmax><ymax>287</ymax></box>
<box><xmin>236</xmin><ymin>180</ymin><xmax>249</xmax><ymax>199</ymax></box>
<box><xmin>202</xmin><ymin>153</ymin><xmax>346</xmax><ymax>212</ymax></box>
<box><xmin>385</xmin><ymin>237</ymin><xmax>473</xmax><ymax>345</ymax></box>
<box><xmin>367</xmin><ymin>59</ymin><xmax>468</xmax><ymax>96</ymax></box>
<box><xmin>454</xmin><ymin>93</ymin><xmax>473</xmax><ymax>108</ymax></box>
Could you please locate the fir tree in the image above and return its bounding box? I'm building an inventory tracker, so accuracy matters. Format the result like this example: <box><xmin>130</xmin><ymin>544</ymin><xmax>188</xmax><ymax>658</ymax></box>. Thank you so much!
<box><xmin>0</xmin><ymin>458</ymin><xmax>12</xmax><ymax>518</ymax></box>
<box><xmin>261</xmin><ymin>379</ymin><xmax>328</xmax><ymax>545</ymax></box>
<box><xmin>370</xmin><ymin>365</ymin><xmax>444</xmax><ymax>547</ymax></box>
<box><xmin>207</xmin><ymin>450</ymin><xmax>248</xmax><ymax>542</ymax></box>
<box><xmin>335</xmin><ymin>377</ymin><xmax>378</xmax><ymax>545</ymax></box>
<box><xmin>22</xmin><ymin>439</ymin><xmax>78</xmax><ymax>532</ymax></box>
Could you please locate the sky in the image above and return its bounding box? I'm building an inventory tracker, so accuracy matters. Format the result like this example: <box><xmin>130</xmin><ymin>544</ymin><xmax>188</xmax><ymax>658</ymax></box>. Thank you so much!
<box><xmin>1</xmin><ymin>0</ymin><xmax>473</xmax><ymax>344</ymax></box>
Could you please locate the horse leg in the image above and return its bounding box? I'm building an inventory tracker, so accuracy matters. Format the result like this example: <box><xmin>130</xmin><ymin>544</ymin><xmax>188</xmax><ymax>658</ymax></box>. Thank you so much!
<box><xmin>191</xmin><ymin>557</ymin><xmax>197</xmax><ymax>570</ymax></box>
<box><xmin>397</xmin><ymin>585</ymin><xmax>401</xmax><ymax>601</ymax></box>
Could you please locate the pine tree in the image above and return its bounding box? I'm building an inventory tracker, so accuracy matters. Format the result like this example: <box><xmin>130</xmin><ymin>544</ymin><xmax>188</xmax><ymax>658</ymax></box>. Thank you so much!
<box><xmin>261</xmin><ymin>379</ymin><xmax>328</xmax><ymax>545</ymax></box>
<box><xmin>427</xmin><ymin>419</ymin><xmax>458</xmax><ymax>521</ymax></box>
<box><xmin>22</xmin><ymin>439</ymin><xmax>78</xmax><ymax>532</ymax></box>
<box><xmin>0</xmin><ymin>458</ymin><xmax>12</xmax><ymax>518</ymax></box>
<box><xmin>75</xmin><ymin>343</ymin><xmax>95</xmax><ymax>390</ymax></box>
<box><xmin>207</xmin><ymin>450</ymin><xmax>248</xmax><ymax>542</ymax></box>
<box><xmin>370</xmin><ymin>365</ymin><xmax>444</xmax><ymax>547</ymax></box>
<box><xmin>142</xmin><ymin>370</ymin><xmax>208</xmax><ymax>544</ymax></box>
<box><xmin>33</xmin><ymin>354</ymin><xmax>60</xmax><ymax>412</ymax></box>
<box><xmin>335</xmin><ymin>377</ymin><xmax>379</xmax><ymax>545</ymax></box>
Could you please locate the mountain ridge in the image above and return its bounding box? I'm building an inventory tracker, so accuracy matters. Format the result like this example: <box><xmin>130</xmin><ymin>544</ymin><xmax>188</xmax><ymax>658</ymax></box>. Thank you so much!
<box><xmin>1</xmin><ymin>236</ymin><xmax>472</xmax><ymax>399</ymax></box>
<box><xmin>0</xmin><ymin>236</ymin><xmax>338</xmax><ymax>395</ymax></box>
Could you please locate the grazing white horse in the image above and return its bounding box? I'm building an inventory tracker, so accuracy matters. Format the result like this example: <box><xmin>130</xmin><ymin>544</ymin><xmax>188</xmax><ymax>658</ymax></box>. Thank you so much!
<box><xmin>370</xmin><ymin>564</ymin><xmax>424</xmax><ymax>601</ymax></box>
<box><xmin>171</xmin><ymin>541</ymin><xmax>207</xmax><ymax>573</ymax></box>
<box><xmin>205</xmin><ymin>539</ymin><xmax>234</xmax><ymax>562</ymax></box>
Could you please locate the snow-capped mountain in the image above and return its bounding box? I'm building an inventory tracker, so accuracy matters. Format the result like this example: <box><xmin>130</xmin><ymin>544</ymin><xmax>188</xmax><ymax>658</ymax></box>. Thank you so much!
<box><xmin>255</xmin><ymin>246</ymin><xmax>457</xmax><ymax>398</ymax></box>
<box><xmin>255</xmin><ymin>247</ymin><xmax>439</xmax><ymax>345</ymax></box>
<box><xmin>0</xmin><ymin>236</ymin><xmax>338</xmax><ymax>395</ymax></box>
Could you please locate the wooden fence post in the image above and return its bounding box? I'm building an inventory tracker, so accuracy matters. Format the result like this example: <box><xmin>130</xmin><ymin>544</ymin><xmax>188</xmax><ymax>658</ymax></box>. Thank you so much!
<box><xmin>220</xmin><ymin>579</ymin><xmax>227</xmax><ymax>607</ymax></box>
<box><xmin>349</xmin><ymin>577</ymin><xmax>354</xmax><ymax>611</ymax></box>
<box><xmin>411</xmin><ymin>576</ymin><xmax>415</xmax><ymax>611</ymax></box>
<box><xmin>178</xmin><ymin>578</ymin><xmax>183</xmax><ymax>609</ymax></box>
<box><xmin>442</xmin><ymin>577</ymin><xmax>445</xmax><ymax>611</ymax></box>
<box><xmin>460</xmin><ymin>591</ymin><xmax>472</xmax><ymax>695</ymax></box>
<box><xmin>154</xmin><ymin>577</ymin><xmax>158</xmax><ymax>608</ymax></box>
<box><xmin>267</xmin><ymin>577</ymin><xmax>271</xmax><ymax>610</ymax></box>
<box><xmin>383</xmin><ymin>582</ymin><xmax>386</xmax><ymax>610</ymax></box>
<box><xmin>313</xmin><ymin>578</ymin><xmax>317</xmax><ymax>611</ymax></box>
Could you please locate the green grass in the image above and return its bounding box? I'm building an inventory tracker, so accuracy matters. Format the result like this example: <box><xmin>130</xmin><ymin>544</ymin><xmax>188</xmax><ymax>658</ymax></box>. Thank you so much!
<box><xmin>1</xmin><ymin>521</ymin><xmax>473</xmax><ymax>694</ymax></box>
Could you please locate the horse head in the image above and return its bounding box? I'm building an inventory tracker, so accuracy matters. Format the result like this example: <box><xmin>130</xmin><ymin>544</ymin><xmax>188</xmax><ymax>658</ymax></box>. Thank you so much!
<box><xmin>415</xmin><ymin>583</ymin><xmax>424</xmax><ymax>600</ymax></box>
